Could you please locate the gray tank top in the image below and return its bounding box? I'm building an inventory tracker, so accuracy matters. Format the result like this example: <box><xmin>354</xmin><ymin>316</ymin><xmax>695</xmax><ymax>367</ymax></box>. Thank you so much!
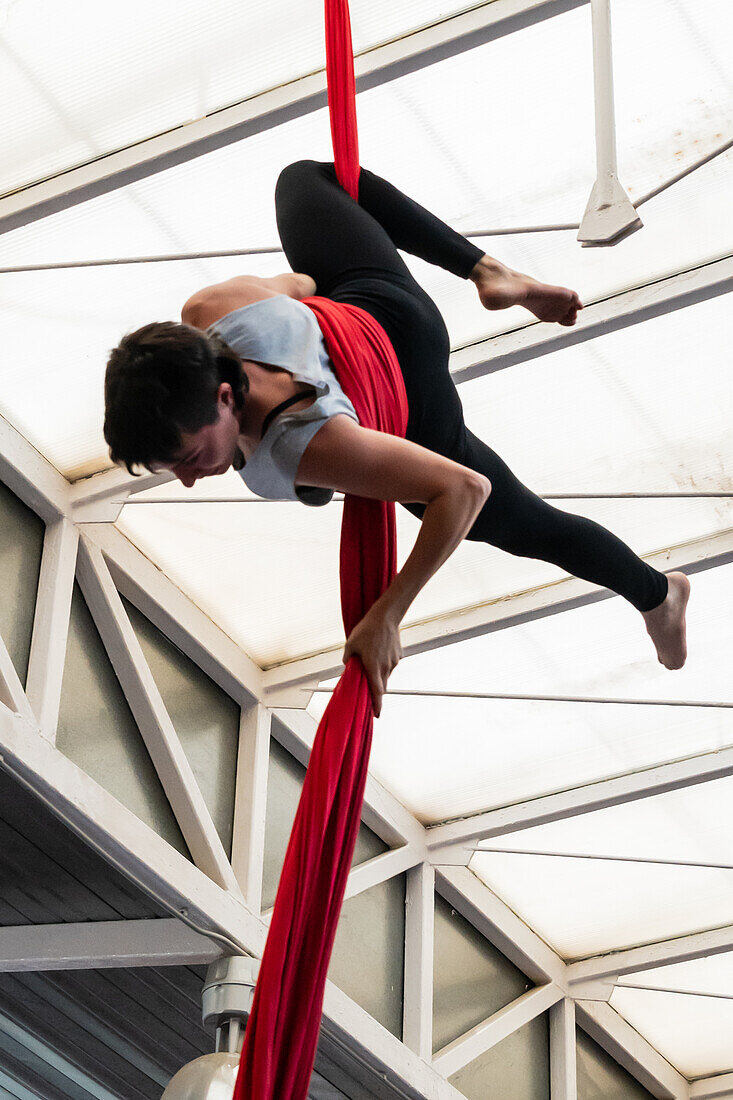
<box><xmin>208</xmin><ymin>296</ymin><xmax>359</xmax><ymax>506</ymax></box>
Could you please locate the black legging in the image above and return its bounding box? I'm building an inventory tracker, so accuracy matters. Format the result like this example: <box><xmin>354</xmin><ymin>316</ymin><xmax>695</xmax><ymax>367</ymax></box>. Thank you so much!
<box><xmin>275</xmin><ymin>160</ymin><xmax>668</xmax><ymax>613</ymax></box>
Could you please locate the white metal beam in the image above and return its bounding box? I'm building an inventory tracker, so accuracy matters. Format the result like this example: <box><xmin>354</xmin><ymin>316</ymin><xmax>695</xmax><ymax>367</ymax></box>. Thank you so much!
<box><xmin>449</xmin><ymin>254</ymin><xmax>733</xmax><ymax>386</ymax></box>
<box><xmin>0</xmin><ymin>919</ymin><xmax>220</xmax><ymax>972</ymax></box>
<box><xmin>426</xmin><ymin>744</ymin><xmax>733</xmax><ymax>855</ymax></box>
<box><xmin>0</xmin><ymin>635</ymin><xmax>34</xmax><ymax>723</ymax></box>
<box><xmin>435</xmin><ymin>866</ymin><xmax>566</xmax><ymax>987</ymax></box>
<box><xmin>566</xmin><ymin>924</ymin><xmax>733</xmax><ymax>983</ymax></box>
<box><xmin>575</xmin><ymin>1001</ymin><xmax>689</xmax><ymax>1100</ymax></box>
<box><xmin>70</xmin><ymin>466</ymin><xmax>171</xmax><ymax>520</ymax></box>
<box><xmin>432</xmin><ymin>984</ymin><xmax>563</xmax><ymax>1077</ymax></box>
<box><xmin>0</xmin><ymin>413</ymin><xmax>69</xmax><ymax>524</ymax></box>
<box><xmin>344</xmin><ymin>845</ymin><xmax>423</xmax><ymax>902</ymax></box>
<box><xmin>577</xmin><ymin>0</ymin><xmax>639</xmax><ymax>243</ymax></box>
<box><xmin>80</xmin><ymin>522</ymin><xmax>263</xmax><ymax>705</ymax></box>
<box><xmin>25</xmin><ymin>517</ymin><xmax>78</xmax><ymax>742</ymax></box>
<box><xmin>264</xmin><ymin>526</ymin><xmax>733</xmax><ymax>697</ymax></box>
<box><xmin>691</xmin><ymin>1074</ymin><xmax>733</xmax><ymax>1100</ymax></box>
<box><xmin>0</xmin><ymin>0</ymin><xmax>586</xmax><ymax>236</ymax></box>
<box><xmin>0</xmin><ymin>707</ymin><xmax>265</xmax><ymax>957</ymax></box>
<box><xmin>76</xmin><ymin>533</ymin><xmax>243</xmax><ymax>895</ymax></box>
<box><xmin>403</xmin><ymin>863</ymin><xmax>435</xmax><ymax>1060</ymax></box>
<box><xmin>319</xmin><ymin>982</ymin><xmax>469</xmax><ymax>1100</ymax></box>
<box><xmin>550</xmin><ymin>999</ymin><xmax>578</xmax><ymax>1100</ymax></box>
<box><xmin>231</xmin><ymin>701</ymin><xmax>271</xmax><ymax>913</ymax></box>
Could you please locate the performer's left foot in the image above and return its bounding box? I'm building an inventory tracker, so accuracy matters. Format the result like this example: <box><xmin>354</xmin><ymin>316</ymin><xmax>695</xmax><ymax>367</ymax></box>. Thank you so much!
<box><xmin>642</xmin><ymin>572</ymin><xmax>690</xmax><ymax>670</ymax></box>
<box><xmin>471</xmin><ymin>255</ymin><xmax>583</xmax><ymax>326</ymax></box>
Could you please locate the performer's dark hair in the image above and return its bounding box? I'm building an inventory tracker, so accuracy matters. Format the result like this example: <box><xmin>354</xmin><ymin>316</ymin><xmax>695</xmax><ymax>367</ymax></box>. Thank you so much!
<box><xmin>104</xmin><ymin>322</ymin><xmax>248</xmax><ymax>475</ymax></box>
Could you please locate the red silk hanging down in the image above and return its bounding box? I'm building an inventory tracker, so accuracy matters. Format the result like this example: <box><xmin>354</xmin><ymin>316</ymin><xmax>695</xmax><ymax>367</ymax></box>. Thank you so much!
<box><xmin>233</xmin><ymin>2</ymin><xmax>408</xmax><ymax>1099</ymax></box>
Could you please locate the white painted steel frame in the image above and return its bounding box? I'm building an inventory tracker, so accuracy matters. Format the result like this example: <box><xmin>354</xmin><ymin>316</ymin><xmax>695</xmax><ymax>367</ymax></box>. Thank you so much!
<box><xmin>0</xmin><ymin>281</ymin><xmax>730</xmax><ymax>1100</ymax></box>
<box><xmin>0</xmin><ymin>428</ymin><xmax>714</xmax><ymax>1099</ymax></box>
<box><xmin>1</xmin><ymin>6</ymin><xmax>732</xmax><ymax>1091</ymax></box>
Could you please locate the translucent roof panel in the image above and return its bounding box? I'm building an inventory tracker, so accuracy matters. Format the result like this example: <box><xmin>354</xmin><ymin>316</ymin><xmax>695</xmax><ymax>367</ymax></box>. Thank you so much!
<box><xmin>458</xmin><ymin>293</ymin><xmax>733</xmax><ymax>496</ymax></box>
<box><xmin>382</xmin><ymin>560</ymin><xmax>733</xmax><ymax>704</ymax></box>
<box><xmin>1</xmin><ymin>0</ymin><xmax>481</xmax><ymax>195</ymax></box>
<box><xmin>613</xmin><ymin>0</ymin><xmax>733</xmax><ymax>202</ymax></box>
<box><xmin>1</xmin><ymin>5</ymin><xmax>595</xmax><ymax>263</ymax></box>
<box><xmin>308</xmin><ymin>691</ymin><xmax>733</xmax><ymax>825</ymax></box>
<box><xmin>610</xmin><ymin>984</ymin><xmax>733</xmax><ymax>1078</ymax></box>
<box><xmin>620</xmin><ymin>954</ymin><xmax>733</xmax><ymax>999</ymax></box>
<box><xmin>468</xmin><ymin>777</ymin><xmax>733</xmax><ymax>958</ymax></box>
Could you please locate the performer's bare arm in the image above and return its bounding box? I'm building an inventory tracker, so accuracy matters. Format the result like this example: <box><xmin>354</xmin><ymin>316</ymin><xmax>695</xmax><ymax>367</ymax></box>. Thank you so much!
<box><xmin>297</xmin><ymin>415</ymin><xmax>491</xmax><ymax>715</ymax></box>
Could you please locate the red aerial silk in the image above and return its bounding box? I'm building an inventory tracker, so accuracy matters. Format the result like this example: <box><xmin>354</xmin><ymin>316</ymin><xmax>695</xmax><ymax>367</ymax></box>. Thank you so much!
<box><xmin>233</xmin><ymin>2</ymin><xmax>408</xmax><ymax>1099</ymax></box>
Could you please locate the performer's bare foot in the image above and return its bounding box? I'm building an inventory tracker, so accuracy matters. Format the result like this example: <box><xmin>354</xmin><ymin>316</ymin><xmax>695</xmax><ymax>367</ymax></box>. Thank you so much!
<box><xmin>642</xmin><ymin>572</ymin><xmax>690</xmax><ymax>670</ymax></box>
<box><xmin>470</xmin><ymin>254</ymin><xmax>583</xmax><ymax>326</ymax></box>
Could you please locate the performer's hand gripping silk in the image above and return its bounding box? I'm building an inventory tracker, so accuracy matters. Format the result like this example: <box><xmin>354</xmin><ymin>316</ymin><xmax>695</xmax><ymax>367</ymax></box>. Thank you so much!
<box><xmin>104</xmin><ymin>161</ymin><xmax>690</xmax><ymax>713</ymax></box>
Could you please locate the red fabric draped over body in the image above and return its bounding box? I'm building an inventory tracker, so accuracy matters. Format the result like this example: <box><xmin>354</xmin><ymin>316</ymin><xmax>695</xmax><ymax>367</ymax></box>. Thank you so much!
<box><xmin>233</xmin><ymin>2</ymin><xmax>408</xmax><ymax>1098</ymax></box>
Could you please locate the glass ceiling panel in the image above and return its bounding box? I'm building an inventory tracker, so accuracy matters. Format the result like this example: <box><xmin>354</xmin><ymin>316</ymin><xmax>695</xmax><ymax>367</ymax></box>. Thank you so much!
<box><xmin>119</xmin><ymin>492</ymin><xmax>733</xmax><ymax>669</ymax></box>
<box><xmin>458</xmin><ymin>293</ymin><xmax>733</xmax><ymax>496</ymax></box>
<box><xmin>0</xmin><ymin>0</ymin><xmax>481</xmax><ymax>195</ymax></box>
<box><xmin>469</xmin><ymin>777</ymin><xmax>733</xmax><ymax>958</ymax></box>
<box><xmin>309</xmin><ymin>694</ymin><xmax>733</xmax><ymax>825</ymax></box>
<box><xmin>613</xmin><ymin>0</ymin><xmax>733</xmax><ymax>203</ymax></box>
<box><xmin>621</xmin><ymin>954</ymin><xmax>733</xmax><ymax>998</ymax></box>
<box><xmin>609</xmin><ymin>986</ymin><xmax>733</xmax><ymax>1078</ymax></box>
<box><xmin>381</xmin><ymin>560</ymin><xmax>733</xmax><ymax>703</ymax></box>
<box><xmin>469</xmin><ymin>850</ymin><xmax>733</xmax><ymax>959</ymax></box>
<box><xmin>0</xmin><ymin>5</ymin><xmax>595</xmax><ymax>265</ymax></box>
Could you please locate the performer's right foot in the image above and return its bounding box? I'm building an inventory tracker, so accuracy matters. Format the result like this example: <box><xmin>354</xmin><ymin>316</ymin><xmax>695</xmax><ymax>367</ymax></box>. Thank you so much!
<box><xmin>642</xmin><ymin>572</ymin><xmax>690</xmax><ymax>670</ymax></box>
<box><xmin>470</xmin><ymin>255</ymin><xmax>583</xmax><ymax>326</ymax></box>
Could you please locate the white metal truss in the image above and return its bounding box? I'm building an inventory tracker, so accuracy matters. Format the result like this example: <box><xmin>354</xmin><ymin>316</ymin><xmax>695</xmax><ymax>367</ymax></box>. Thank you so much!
<box><xmin>2</xmin><ymin>4</ymin><xmax>733</xmax><ymax>1089</ymax></box>
<box><xmin>550</xmin><ymin>1000</ymin><xmax>577</xmax><ymax>1100</ymax></box>
<box><xmin>691</xmin><ymin>1074</ymin><xmax>733</xmax><ymax>1100</ymax></box>
<box><xmin>576</xmin><ymin>1001</ymin><xmax>690</xmax><ymax>1099</ymax></box>
<box><xmin>0</xmin><ymin>432</ymin><xmax>705</xmax><ymax>1099</ymax></box>
<box><xmin>566</xmin><ymin>925</ymin><xmax>733</xmax><ymax>984</ymax></box>
<box><xmin>433</xmin><ymin>984</ymin><xmax>564</xmax><ymax>1077</ymax></box>
<box><xmin>24</xmin><ymin>517</ymin><xmax>78</xmax><ymax>742</ymax></box>
<box><xmin>0</xmin><ymin>297</ymin><xmax>730</xmax><ymax>1100</ymax></box>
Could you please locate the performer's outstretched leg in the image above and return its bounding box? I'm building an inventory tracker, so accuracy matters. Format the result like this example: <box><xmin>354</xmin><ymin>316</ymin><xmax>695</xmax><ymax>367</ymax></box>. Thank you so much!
<box><xmin>275</xmin><ymin>159</ymin><xmax>689</xmax><ymax>667</ymax></box>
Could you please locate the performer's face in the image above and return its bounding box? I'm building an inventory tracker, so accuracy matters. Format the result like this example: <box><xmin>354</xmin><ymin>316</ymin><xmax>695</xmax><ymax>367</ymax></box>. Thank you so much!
<box><xmin>156</xmin><ymin>384</ymin><xmax>240</xmax><ymax>487</ymax></box>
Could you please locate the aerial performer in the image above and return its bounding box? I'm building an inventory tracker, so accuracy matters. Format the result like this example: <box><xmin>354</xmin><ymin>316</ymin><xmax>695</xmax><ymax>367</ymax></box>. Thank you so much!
<box><xmin>104</xmin><ymin>161</ymin><xmax>689</xmax><ymax>707</ymax></box>
<box><xmin>103</xmin><ymin>6</ymin><xmax>689</xmax><ymax>1096</ymax></box>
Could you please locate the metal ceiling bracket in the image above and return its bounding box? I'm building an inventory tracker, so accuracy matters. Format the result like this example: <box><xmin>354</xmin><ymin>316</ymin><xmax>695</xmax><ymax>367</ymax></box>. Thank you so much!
<box><xmin>568</xmin><ymin>976</ymin><xmax>618</xmax><ymax>1002</ymax></box>
<box><xmin>577</xmin><ymin>0</ymin><xmax>642</xmax><ymax>245</ymax></box>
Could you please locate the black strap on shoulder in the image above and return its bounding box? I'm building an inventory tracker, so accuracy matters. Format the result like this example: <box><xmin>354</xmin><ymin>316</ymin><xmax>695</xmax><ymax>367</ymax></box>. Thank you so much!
<box><xmin>260</xmin><ymin>391</ymin><xmax>315</xmax><ymax>439</ymax></box>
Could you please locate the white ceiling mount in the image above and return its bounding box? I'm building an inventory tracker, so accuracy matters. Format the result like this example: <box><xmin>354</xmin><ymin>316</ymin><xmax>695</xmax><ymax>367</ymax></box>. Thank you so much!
<box><xmin>578</xmin><ymin>173</ymin><xmax>642</xmax><ymax>246</ymax></box>
<box><xmin>577</xmin><ymin>0</ymin><xmax>641</xmax><ymax>245</ymax></box>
